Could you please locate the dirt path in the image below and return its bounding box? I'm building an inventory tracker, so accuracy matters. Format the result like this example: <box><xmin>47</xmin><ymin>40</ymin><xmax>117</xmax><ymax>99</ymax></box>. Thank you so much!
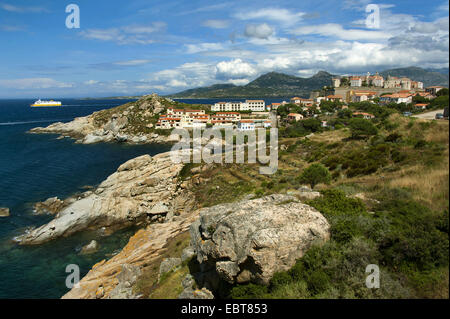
<box><xmin>412</xmin><ymin>109</ymin><xmax>445</xmax><ymax>120</ymax></box>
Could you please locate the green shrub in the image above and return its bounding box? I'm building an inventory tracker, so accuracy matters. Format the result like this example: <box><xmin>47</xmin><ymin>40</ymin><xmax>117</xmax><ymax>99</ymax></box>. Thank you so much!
<box><xmin>307</xmin><ymin>189</ymin><xmax>366</xmax><ymax>218</ymax></box>
<box><xmin>230</xmin><ymin>283</ymin><xmax>268</xmax><ymax>299</ymax></box>
<box><xmin>349</xmin><ymin>118</ymin><xmax>378</xmax><ymax>139</ymax></box>
<box><xmin>270</xmin><ymin>271</ymin><xmax>293</xmax><ymax>290</ymax></box>
<box><xmin>299</xmin><ymin>163</ymin><xmax>331</xmax><ymax>189</ymax></box>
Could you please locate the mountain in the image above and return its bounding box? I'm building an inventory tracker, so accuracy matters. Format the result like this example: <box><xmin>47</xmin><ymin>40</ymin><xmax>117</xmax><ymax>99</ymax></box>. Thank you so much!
<box><xmin>380</xmin><ymin>66</ymin><xmax>448</xmax><ymax>87</ymax></box>
<box><xmin>168</xmin><ymin>67</ymin><xmax>448</xmax><ymax>99</ymax></box>
<box><xmin>426</xmin><ymin>68</ymin><xmax>449</xmax><ymax>76</ymax></box>
<box><xmin>168</xmin><ymin>71</ymin><xmax>334</xmax><ymax>98</ymax></box>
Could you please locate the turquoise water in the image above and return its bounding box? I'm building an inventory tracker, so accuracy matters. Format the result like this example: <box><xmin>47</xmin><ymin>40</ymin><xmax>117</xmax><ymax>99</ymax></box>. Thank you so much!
<box><xmin>0</xmin><ymin>99</ymin><xmax>170</xmax><ymax>298</ymax></box>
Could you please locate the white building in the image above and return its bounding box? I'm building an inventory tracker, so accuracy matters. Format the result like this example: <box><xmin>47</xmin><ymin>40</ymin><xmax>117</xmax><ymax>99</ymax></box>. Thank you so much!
<box><xmin>212</xmin><ymin>100</ymin><xmax>265</xmax><ymax>112</ymax></box>
<box><xmin>350</xmin><ymin>77</ymin><xmax>362</xmax><ymax>87</ymax></box>
<box><xmin>332</xmin><ymin>78</ymin><xmax>341</xmax><ymax>88</ymax></box>
<box><xmin>237</xmin><ymin>119</ymin><xmax>271</xmax><ymax>131</ymax></box>
<box><xmin>237</xmin><ymin>120</ymin><xmax>255</xmax><ymax>131</ymax></box>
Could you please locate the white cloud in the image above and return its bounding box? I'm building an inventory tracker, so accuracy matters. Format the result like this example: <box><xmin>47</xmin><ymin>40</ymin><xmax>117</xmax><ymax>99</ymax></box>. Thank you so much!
<box><xmin>235</xmin><ymin>8</ymin><xmax>305</xmax><ymax>25</ymax></box>
<box><xmin>202</xmin><ymin>19</ymin><xmax>230</xmax><ymax>29</ymax></box>
<box><xmin>113</xmin><ymin>59</ymin><xmax>151</xmax><ymax>66</ymax></box>
<box><xmin>0</xmin><ymin>78</ymin><xmax>72</xmax><ymax>89</ymax></box>
<box><xmin>244</xmin><ymin>23</ymin><xmax>274</xmax><ymax>39</ymax></box>
<box><xmin>292</xmin><ymin>23</ymin><xmax>390</xmax><ymax>40</ymax></box>
<box><xmin>84</xmin><ymin>80</ymin><xmax>99</xmax><ymax>85</ymax></box>
<box><xmin>185</xmin><ymin>42</ymin><xmax>225</xmax><ymax>54</ymax></box>
<box><xmin>80</xmin><ymin>22</ymin><xmax>166</xmax><ymax>45</ymax></box>
<box><xmin>215</xmin><ymin>59</ymin><xmax>257</xmax><ymax>79</ymax></box>
<box><xmin>0</xmin><ymin>2</ymin><xmax>48</xmax><ymax>13</ymax></box>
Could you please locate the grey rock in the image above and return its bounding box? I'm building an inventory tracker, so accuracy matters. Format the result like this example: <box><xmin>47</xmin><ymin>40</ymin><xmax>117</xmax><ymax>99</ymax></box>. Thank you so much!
<box><xmin>158</xmin><ymin>257</ymin><xmax>182</xmax><ymax>280</ymax></box>
<box><xmin>178</xmin><ymin>287</ymin><xmax>214</xmax><ymax>299</ymax></box>
<box><xmin>181</xmin><ymin>274</ymin><xmax>195</xmax><ymax>289</ymax></box>
<box><xmin>150</xmin><ymin>203</ymin><xmax>169</xmax><ymax>215</ymax></box>
<box><xmin>190</xmin><ymin>194</ymin><xmax>330</xmax><ymax>287</ymax></box>
<box><xmin>181</xmin><ymin>246</ymin><xmax>195</xmax><ymax>263</ymax></box>
<box><xmin>108</xmin><ymin>264</ymin><xmax>142</xmax><ymax>299</ymax></box>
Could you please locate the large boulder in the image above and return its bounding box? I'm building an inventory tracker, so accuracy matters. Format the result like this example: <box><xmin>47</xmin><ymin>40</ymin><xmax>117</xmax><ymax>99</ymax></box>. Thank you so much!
<box><xmin>190</xmin><ymin>194</ymin><xmax>330</xmax><ymax>287</ymax></box>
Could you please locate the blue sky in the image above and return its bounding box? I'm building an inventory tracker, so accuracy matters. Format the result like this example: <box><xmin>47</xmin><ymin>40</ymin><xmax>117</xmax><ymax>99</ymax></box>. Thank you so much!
<box><xmin>0</xmin><ymin>0</ymin><xmax>448</xmax><ymax>98</ymax></box>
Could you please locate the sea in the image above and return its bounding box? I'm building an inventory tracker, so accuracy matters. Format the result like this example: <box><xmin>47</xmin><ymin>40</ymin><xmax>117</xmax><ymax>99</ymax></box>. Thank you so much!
<box><xmin>0</xmin><ymin>97</ymin><xmax>288</xmax><ymax>299</ymax></box>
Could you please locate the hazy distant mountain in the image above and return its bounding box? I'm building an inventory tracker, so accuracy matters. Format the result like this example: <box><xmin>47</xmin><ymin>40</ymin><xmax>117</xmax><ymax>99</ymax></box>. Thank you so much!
<box><xmin>168</xmin><ymin>71</ymin><xmax>334</xmax><ymax>98</ymax></box>
<box><xmin>426</xmin><ymin>68</ymin><xmax>449</xmax><ymax>76</ymax></box>
<box><xmin>167</xmin><ymin>66</ymin><xmax>448</xmax><ymax>99</ymax></box>
<box><xmin>380</xmin><ymin>66</ymin><xmax>448</xmax><ymax>87</ymax></box>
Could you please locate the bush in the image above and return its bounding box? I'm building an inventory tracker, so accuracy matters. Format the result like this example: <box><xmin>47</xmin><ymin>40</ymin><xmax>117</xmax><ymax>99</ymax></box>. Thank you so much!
<box><xmin>307</xmin><ymin>189</ymin><xmax>367</xmax><ymax>218</ymax></box>
<box><xmin>230</xmin><ymin>283</ymin><xmax>268</xmax><ymax>299</ymax></box>
<box><xmin>270</xmin><ymin>271</ymin><xmax>293</xmax><ymax>290</ymax></box>
<box><xmin>299</xmin><ymin>163</ymin><xmax>331</xmax><ymax>189</ymax></box>
<box><xmin>349</xmin><ymin>118</ymin><xmax>378</xmax><ymax>139</ymax></box>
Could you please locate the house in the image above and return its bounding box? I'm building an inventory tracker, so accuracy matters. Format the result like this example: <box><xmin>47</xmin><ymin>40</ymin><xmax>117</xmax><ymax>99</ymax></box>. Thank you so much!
<box><xmin>156</xmin><ymin>116</ymin><xmax>182</xmax><ymax>129</ymax></box>
<box><xmin>426</xmin><ymin>86</ymin><xmax>446</xmax><ymax>95</ymax></box>
<box><xmin>268</xmin><ymin>103</ymin><xmax>281</xmax><ymax>111</ymax></box>
<box><xmin>350</xmin><ymin>91</ymin><xmax>377</xmax><ymax>102</ymax></box>
<box><xmin>380</xmin><ymin>92</ymin><xmax>413</xmax><ymax>104</ymax></box>
<box><xmin>353</xmin><ymin>112</ymin><xmax>375</xmax><ymax>119</ymax></box>
<box><xmin>326</xmin><ymin>95</ymin><xmax>343</xmax><ymax>102</ymax></box>
<box><xmin>350</xmin><ymin>77</ymin><xmax>362</xmax><ymax>87</ymax></box>
<box><xmin>237</xmin><ymin>120</ymin><xmax>256</xmax><ymax>131</ymax></box>
<box><xmin>211</xmin><ymin>112</ymin><xmax>241</xmax><ymax>123</ymax></box>
<box><xmin>414</xmin><ymin>103</ymin><xmax>428</xmax><ymax>110</ymax></box>
<box><xmin>370</xmin><ymin>74</ymin><xmax>384</xmax><ymax>87</ymax></box>
<box><xmin>245</xmin><ymin>100</ymin><xmax>266</xmax><ymax>112</ymax></box>
<box><xmin>411</xmin><ymin>81</ymin><xmax>424</xmax><ymax>89</ymax></box>
<box><xmin>414</xmin><ymin>92</ymin><xmax>434</xmax><ymax>99</ymax></box>
<box><xmin>287</xmin><ymin>113</ymin><xmax>304</xmax><ymax>122</ymax></box>
<box><xmin>212</xmin><ymin>100</ymin><xmax>265</xmax><ymax>112</ymax></box>
<box><xmin>315</xmin><ymin>96</ymin><xmax>326</xmax><ymax>104</ymax></box>
<box><xmin>332</xmin><ymin>78</ymin><xmax>341</xmax><ymax>87</ymax></box>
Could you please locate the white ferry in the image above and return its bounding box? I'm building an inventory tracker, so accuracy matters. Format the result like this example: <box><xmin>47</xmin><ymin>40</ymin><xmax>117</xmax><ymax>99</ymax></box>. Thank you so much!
<box><xmin>30</xmin><ymin>99</ymin><xmax>62</xmax><ymax>107</ymax></box>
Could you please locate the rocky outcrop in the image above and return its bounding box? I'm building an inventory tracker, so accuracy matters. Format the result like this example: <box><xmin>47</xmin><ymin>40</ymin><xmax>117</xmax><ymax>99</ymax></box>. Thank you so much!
<box><xmin>34</xmin><ymin>197</ymin><xmax>67</xmax><ymax>215</ymax></box>
<box><xmin>80</xmin><ymin>240</ymin><xmax>99</xmax><ymax>255</ymax></box>
<box><xmin>29</xmin><ymin>94</ymin><xmax>174</xmax><ymax>145</ymax></box>
<box><xmin>107</xmin><ymin>264</ymin><xmax>142</xmax><ymax>299</ymax></box>
<box><xmin>190</xmin><ymin>194</ymin><xmax>330</xmax><ymax>288</ymax></box>
<box><xmin>16</xmin><ymin>151</ymin><xmax>193</xmax><ymax>245</ymax></box>
<box><xmin>0</xmin><ymin>207</ymin><xmax>10</xmax><ymax>217</ymax></box>
<box><xmin>62</xmin><ymin>206</ymin><xmax>200</xmax><ymax>299</ymax></box>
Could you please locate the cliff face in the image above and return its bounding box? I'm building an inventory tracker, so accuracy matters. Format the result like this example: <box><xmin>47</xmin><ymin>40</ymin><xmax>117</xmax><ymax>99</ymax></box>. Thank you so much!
<box><xmin>17</xmin><ymin>151</ymin><xmax>194</xmax><ymax>245</ymax></box>
<box><xmin>62</xmin><ymin>209</ymin><xmax>200</xmax><ymax>299</ymax></box>
<box><xmin>29</xmin><ymin>94</ymin><xmax>173</xmax><ymax>144</ymax></box>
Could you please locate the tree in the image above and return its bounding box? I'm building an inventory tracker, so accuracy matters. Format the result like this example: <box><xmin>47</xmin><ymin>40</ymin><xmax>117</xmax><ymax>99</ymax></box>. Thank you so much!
<box><xmin>436</xmin><ymin>88</ymin><xmax>449</xmax><ymax>97</ymax></box>
<box><xmin>299</xmin><ymin>163</ymin><xmax>331</xmax><ymax>189</ymax></box>
<box><xmin>349</xmin><ymin>118</ymin><xmax>378</xmax><ymax>139</ymax></box>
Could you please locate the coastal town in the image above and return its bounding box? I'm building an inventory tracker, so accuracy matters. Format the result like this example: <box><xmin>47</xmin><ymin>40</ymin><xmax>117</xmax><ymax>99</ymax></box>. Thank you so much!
<box><xmin>155</xmin><ymin>72</ymin><xmax>448</xmax><ymax>130</ymax></box>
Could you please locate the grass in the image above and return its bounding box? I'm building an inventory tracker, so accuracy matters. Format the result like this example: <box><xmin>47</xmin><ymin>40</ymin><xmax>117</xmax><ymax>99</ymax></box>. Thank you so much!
<box><xmin>133</xmin><ymin>231</ymin><xmax>191</xmax><ymax>298</ymax></box>
<box><xmin>131</xmin><ymin>113</ymin><xmax>449</xmax><ymax>299</ymax></box>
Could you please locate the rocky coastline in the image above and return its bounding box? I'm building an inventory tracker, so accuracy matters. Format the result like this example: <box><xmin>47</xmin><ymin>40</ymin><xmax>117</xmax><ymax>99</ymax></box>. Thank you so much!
<box><xmin>28</xmin><ymin>94</ymin><xmax>178</xmax><ymax>145</ymax></box>
<box><xmin>16</xmin><ymin>151</ymin><xmax>195</xmax><ymax>245</ymax></box>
